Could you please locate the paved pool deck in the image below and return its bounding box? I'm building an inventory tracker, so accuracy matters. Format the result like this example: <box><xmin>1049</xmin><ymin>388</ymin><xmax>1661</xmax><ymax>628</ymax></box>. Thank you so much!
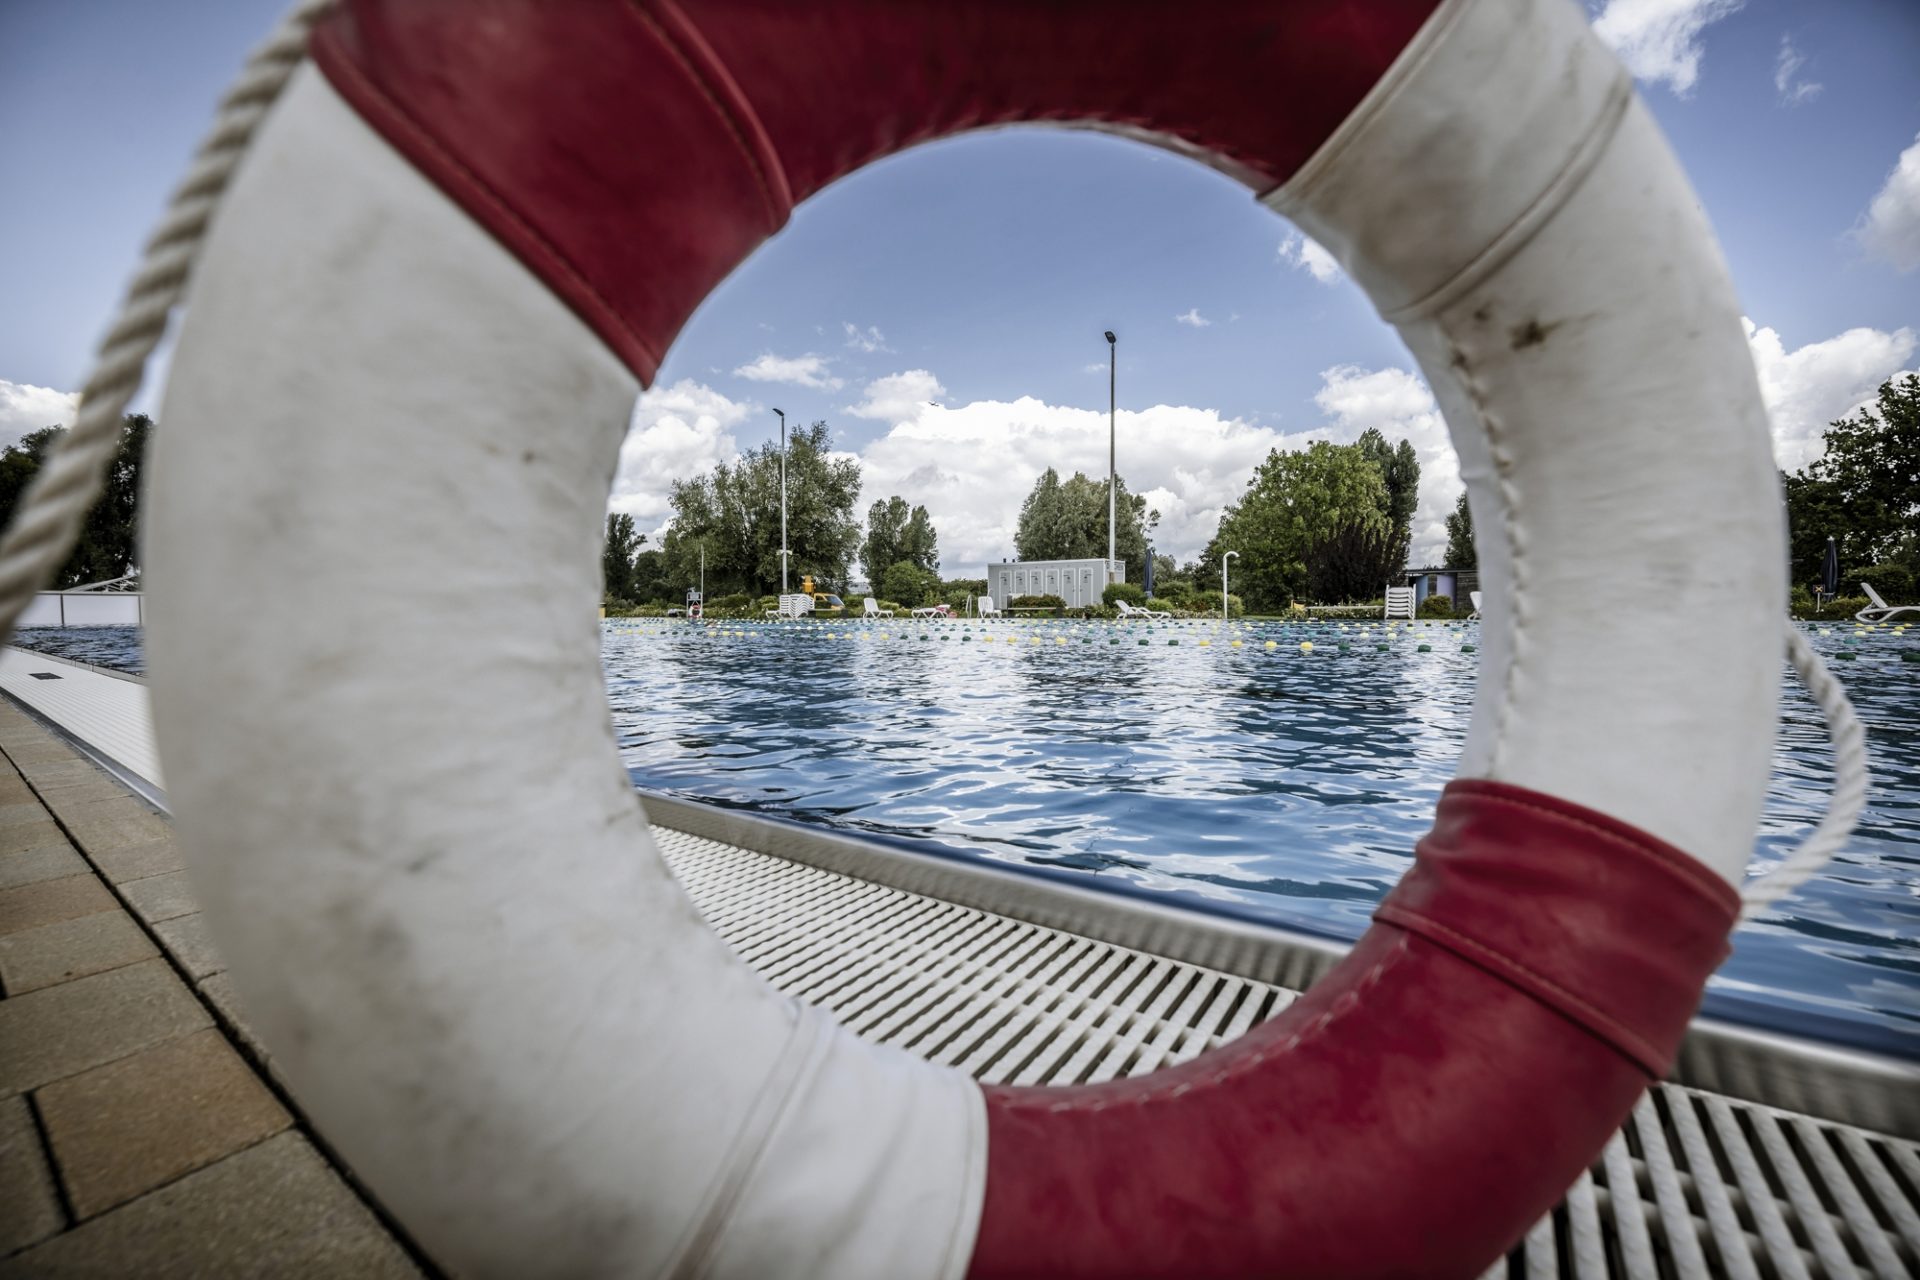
<box><xmin>0</xmin><ymin>695</ymin><xmax>420</xmax><ymax>1275</ymax></box>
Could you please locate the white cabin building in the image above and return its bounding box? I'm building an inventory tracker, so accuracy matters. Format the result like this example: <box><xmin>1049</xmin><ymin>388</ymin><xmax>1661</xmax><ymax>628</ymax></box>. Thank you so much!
<box><xmin>984</xmin><ymin>558</ymin><xmax>1122</xmax><ymax>610</ymax></box>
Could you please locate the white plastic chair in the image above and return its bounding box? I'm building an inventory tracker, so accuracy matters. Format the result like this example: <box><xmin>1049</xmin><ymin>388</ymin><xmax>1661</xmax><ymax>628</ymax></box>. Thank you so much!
<box><xmin>977</xmin><ymin>596</ymin><xmax>999</xmax><ymax>618</ymax></box>
<box><xmin>1384</xmin><ymin>586</ymin><xmax>1415</xmax><ymax>620</ymax></box>
<box><xmin>1857</xmin><ymin>583</ymin><xmax>1919</xmax><ymax>623</ymax></box>
<box><xmin>864</xmin><ymin>596</ymin><xmax>893</xmax><ymax>619</ymax></box>
<box><xmin>1467</xmin><ymin>590</ymin><xmax>1483</xmax><ymax>620</ymax></box>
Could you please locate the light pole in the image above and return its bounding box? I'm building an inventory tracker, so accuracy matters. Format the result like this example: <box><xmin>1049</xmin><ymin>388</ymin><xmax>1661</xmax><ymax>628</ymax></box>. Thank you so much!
<box><xmin>1104</xmin><ymin>330</ymin><xmax>1117</xmax><ymax>579</ymax></box>
<box><xmin>1223</xmin><ymin>550</ymin><xmax>1239</xmax><ymax>621</ymax></box>
<box><xmin>773</xmin><ymin>408</ymin><xmax>788</xmax><ymax>594</ymax></box>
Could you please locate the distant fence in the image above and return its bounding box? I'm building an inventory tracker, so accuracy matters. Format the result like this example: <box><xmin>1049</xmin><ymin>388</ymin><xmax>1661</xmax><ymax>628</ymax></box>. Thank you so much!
<box><xmin>16</xmin><ymin>592</ymin><xmax>144</xmax><ymax>627</ymax></box>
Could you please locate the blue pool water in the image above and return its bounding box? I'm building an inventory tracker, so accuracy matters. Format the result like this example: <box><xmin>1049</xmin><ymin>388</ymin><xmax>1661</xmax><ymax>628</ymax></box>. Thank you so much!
<box><xmin>17</xmin><ymin>619</ymin><xmax>1919</xmax><ymax>1055</ymax></box>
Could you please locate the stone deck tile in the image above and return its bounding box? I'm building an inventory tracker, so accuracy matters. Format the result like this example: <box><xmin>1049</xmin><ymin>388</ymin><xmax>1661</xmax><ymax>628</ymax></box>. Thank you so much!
<box><xmin>44</xmin><ymin>795</ymin><xmax>170</xmax><ymax>862</ymax></box>
<box><xmin>119</xmin><ymin>869</ymin><xmax>200</xmax><ymax>925</ymax></box>
<box><xmin>86</xmin><ymin>835</ymin><xmax>185</xmax><ymax>886</ymax></box>
<box><xmin>0</xmin><ymin>1131</ymin><xmax>420</xmax><ymax>1279</ymax></box>
<box><xmin>0</xmin><ymin>1094</ymin><xmax>64</xmax><ymax>1257</ymax></box>
<box><xmin>0</xmin><ymin>802</ymin><xmax>46</xmax><ymax>830</ymax></box>
<box><xmin>152</xmin><ymin>914</ymin><xmax>225</xmax><ymax>981</ymax></box>
<box><xmin>0</xmin><ymin>820</ymin><xmax>64</xmax><ymax>857</ymax></box>
<box><xmin>0</xmin><ymin>959</ymin><xmax>210</xmax><ymax>1099</ymax></box>
<box><xmin>0</xmin><ymin>845</ymin><xmax>88</xmax><ymax>892</ymax></box>
<box><xmin>0</xmin><ymin>909</ymin><xmax>157</xmax><ymax>995</ymax></box>
<box><xmin>36</xmin><ymin>1028</ymin><xmax>292</xmax><ymax>1220</ymax></box>
<box><xmin>0</xmin><ymin>876</ymin><xmax>116</xmax><ymax>937</ymax></box>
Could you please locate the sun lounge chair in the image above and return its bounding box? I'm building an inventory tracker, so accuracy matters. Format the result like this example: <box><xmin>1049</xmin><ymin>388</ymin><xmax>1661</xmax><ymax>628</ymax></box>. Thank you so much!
<box><xmin>863</xmin><ymin>597</ymin><xmax>894</xmax><ymax>619</ymax></box>
<box><xmin>977</xmin><ymin>596</ymin><xmax>999</xmax><ymax>619</ymax></box>
<box><xmin>1467</xmin><ymin>590</ymin><xmax>1482</xmax><ymax>620</ymax></box>
<box><xmin>1384</xmin><ymin>586</ymin><xmax>1415</xmax><ymax>620</ymax></box>
<box><xmin>1857</xmin><ymin>583</ymin><xmax>1920</xmax><ymax>623</ymax></box>
<box><xmin>909</xmin><ymin>604</ymin><xmax>949</xmax><ymax>618</ymax></box>
<box><xmin>1115</xmin><ymin>599</ymin><xmax>1154</xmax><ymax>619</ymax></box>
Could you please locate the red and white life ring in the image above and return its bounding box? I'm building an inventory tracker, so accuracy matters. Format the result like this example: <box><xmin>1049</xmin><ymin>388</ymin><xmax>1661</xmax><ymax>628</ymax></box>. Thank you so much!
<box><xmin>146</xmin><ymin>0</ymin><xmax>1784</xmax><ymax>1275</ymax></box>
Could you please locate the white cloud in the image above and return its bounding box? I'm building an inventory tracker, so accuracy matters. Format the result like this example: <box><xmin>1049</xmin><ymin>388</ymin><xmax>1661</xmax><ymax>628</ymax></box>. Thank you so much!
<box><xmin>1856</xmin><ymin>133</ymin><xmax>1920</xmax><ymax>273</ymax></box>
<box><xmin>0</xmin><ymin>380</ymin><xmax>79</xmax><ymax>450</ymax></box>
<box><xmin>853</xmin><ymin>382</ymin><xmax>1279</xmax><ymax>570</ymax></box>
<box><xmin>1744</xmin><ymin>318</ymin><xmax>1918</xmax><ymax>471</ymax></box>
<box><xmin>1174</xmin><ymin>308</ymin><xmax>1212</xmax><ymax>328</ymax></box>
<box><xmin>1773</xmin><ymin>36</ymin><xmax>1821</xmax><ymax>106</ymax></box>
<box><xmin>732</xmin><ymin>352</ymin><xmax>844</xmax><ymax>390</ymax></box>
<box><xmin>1590</xmin><ymin>0</ymin><xmax>1743</xmax><ymax>97</ymax></box>
<box><xmin>1310</xmin><ymin>366</ymin><xmax>1458</xmax><ymax>566</ymax></box>
<box><xmin>845</xmin><ymin>369</ymin><xmax>947</xmax><ymax>423</ymax></box>
<box><xmin>842</xmin><ymin>322</ymin><xmax>891</xmax><ymax>354</ymax></box>
<box><xmin>609</xmin><ymin>380</ymin><xmax>749</xmax><ymax>534</ymax></box>
<box><xmin>1278</xmin><ymin>231</ymin><xmax>1343</xmax><ymax>285</ymax></box>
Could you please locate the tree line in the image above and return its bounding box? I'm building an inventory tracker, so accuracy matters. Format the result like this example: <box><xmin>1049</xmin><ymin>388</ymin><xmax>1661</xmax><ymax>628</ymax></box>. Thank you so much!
<box><xmin>1783</xmin><ymin>373</ymin><xmax>1918</xmax><ymax>604</ymax></box>
<box><xmin>0</xmin><ymin>416</ymin><xmax>149</xmax><ymax>589</ymax></box>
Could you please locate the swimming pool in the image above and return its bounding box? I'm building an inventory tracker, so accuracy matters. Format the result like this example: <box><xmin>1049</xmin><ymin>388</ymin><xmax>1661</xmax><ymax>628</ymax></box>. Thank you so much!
<box><xmin>601</xmin><ymin>615</ymin><xmax>1919</xmax><ymax>1058</ymax></box>
<box><xmin>14</xmin><ymin>617</ymin><xmax>1917</xmax><ymax>1054</ymax></box>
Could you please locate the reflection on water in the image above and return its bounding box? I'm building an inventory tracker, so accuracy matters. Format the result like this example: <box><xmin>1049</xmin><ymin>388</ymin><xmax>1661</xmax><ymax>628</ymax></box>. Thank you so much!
<box><xmin>603</xmin><ymin>617</ymin><xmax>1918</xmax><ymax>1057</ymax></box>
<box><xmin>16</xmin><ymin>618</ymin><xmax>1916</xmax><ymax>1054</ymax></box>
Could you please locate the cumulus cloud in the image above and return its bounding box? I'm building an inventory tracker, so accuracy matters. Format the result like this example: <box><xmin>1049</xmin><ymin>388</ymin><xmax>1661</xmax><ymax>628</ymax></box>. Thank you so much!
<box><xmin>1590</xmin><ymin>0</ymin><xmax>1743</xmax><ymax>97</ymax></box>
<box><xmin>1277</xmin><ymin>231</ymin><xmax>1343</xmax><ymax>285</ymax></box>
<box><xmin>842</xmin><ymin>322</ymin><xmax>891</xmax><ymax>354</ymax></box>
<box><xmin>0</xmin><ymin>380</ymin><xmax>78</xmax><ymax>450</ymax></box>
<box><xmin>732</xmin><ymin>351</ymin><xmax>844</xmax><ymax>390</ymax></box>
<box><xmin>853</xmin><ymin>383</ymin><xmax>1280</xmax><ymax>570</ymax></box>
<box><xmin>845</xmin><ymin>369</ymin><xmax>947</xmax><ymax>422</ymax></box>
<box><xmin>1310</xmin><ymin>366</ymin><xmax>1458</xmax><ymax>566</ymax></box>
<box><xmin>1773</xmin><ymin>36</ymin><xmax>1821</xmax><ymax>106</ymax></box>
<box><xmin>609</xmin><ymin>379</ymin><xmax>749</xmax><ymax>534</ymax></box>
<box><xmin>1174</xmin><ymin>308</ymin><xmax>1212</xmax><ymax>328</ymax></box>
<box><xmin>1744</xmin><ymin>319</ymin><xmax>1918</xmax><ymax>471</ymax></box>
<box><xmin>1856</xmin><ymin>133</ymin><xmax>1920</xmax><ymax>272</ymax></box>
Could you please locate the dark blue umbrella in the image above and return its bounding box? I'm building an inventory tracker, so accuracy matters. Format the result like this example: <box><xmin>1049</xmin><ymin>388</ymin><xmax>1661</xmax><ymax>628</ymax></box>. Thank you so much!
<box><xmin>1821</xmin><ymin>536</ymin><xmax>1839</xmax><ymax>598</ymax></box>
<box><xmin>1143</xmin><ymin>546</ymin><xmax>1155</xmax><ymax>599</ymax></box>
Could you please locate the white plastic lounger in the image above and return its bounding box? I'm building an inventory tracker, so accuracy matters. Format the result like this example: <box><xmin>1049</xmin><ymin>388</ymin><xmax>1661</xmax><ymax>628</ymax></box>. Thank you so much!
<box><xmin>1384</xmin><ymin>586</ymin><xmax>1415</xmax><ymax>620</ymax></box>
<box><xmin>1468</xmin><ymin>590</ymin><xmax>1483</xmax><ymax>620</ymax></box>
<box><xmin>977</xmin><ymin>595</ymin><xmax>999</xmax><ymax>618</ymax></box>
<box><xmin>864</xmin><ymin>597</ymin><xmax>894</xmax><ymax>619</ymax></box>
<box><xmin>1857</xmin><ymin>583</ymin><xmax>1919</xmax><ymax>623</ymax></box>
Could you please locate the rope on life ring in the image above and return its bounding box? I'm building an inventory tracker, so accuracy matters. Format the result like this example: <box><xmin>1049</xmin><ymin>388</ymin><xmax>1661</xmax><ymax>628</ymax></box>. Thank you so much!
<box><xmin>8</xmin><ymin>1</ymin><xmax>1871</xmax><ymax>1277</ymax></box>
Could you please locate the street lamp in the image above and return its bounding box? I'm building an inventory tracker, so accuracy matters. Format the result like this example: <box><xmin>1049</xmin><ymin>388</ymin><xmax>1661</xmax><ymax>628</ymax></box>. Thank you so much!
<box><xmin>1104</xmin><ymin>330</ymin><xmax>1117</xmax><ymax>579</ymax></box>
<box><xmin>773</xmin><ymin>407</ymin><xmax>788</xmax><ymax>594</ymax></box>
<box><xmin>1222</xmin><ymin>550</ymin><xmax>1240</xmax><ymax>621</ymax></box>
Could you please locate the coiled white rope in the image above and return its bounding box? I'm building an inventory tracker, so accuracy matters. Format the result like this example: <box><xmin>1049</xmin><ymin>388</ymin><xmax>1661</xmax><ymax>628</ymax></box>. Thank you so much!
<box><xmin>0</xmin><ymin>0</ymin><xmax>1867</xmax><ymax>919</ymax></box>
<box><xmin>1737</xmin><ymin>623</ymin><xmax>1871</xmax><ymax>920</ymax></box>
<box><xmin>0</xmin><ymin>0</ymin><xmax>332</xmax><ymax>644</ymax></box>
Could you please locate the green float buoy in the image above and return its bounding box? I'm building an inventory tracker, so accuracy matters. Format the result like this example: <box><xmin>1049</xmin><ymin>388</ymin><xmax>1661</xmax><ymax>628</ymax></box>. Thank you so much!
<box><xmin>1417</xmin><ymin>643</ymin><xmax>1431</xmax><ymax>652</ymax></box>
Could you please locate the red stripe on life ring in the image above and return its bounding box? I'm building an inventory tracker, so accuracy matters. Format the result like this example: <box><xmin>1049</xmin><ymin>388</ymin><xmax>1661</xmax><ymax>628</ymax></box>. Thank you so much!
<box><xmin>969</xmin><ymin>780</ymin><xmax>1738</xmax><ymax>1280</ymax></box>
<box><xmin>308</xmin><ymin>0</ymin><xmax>1443</xmax><ymax>385</ymax></box>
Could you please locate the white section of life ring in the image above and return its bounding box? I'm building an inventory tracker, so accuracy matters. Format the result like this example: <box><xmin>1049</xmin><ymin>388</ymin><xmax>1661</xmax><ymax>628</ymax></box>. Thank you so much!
<box><xmin>1271</xmin><ymin>0</ymin><xmax>1782</xmax><ymax>882</ymax></box>
<box><xmin>147</xmin><ymin>64</ymin><xmax>982</xmax><ymax>1280</ymax></box>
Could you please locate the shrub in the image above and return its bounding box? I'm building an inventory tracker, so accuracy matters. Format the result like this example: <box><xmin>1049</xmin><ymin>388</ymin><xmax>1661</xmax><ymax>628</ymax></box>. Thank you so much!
<box><xmin>758</xmin><ymin>595</ymin><xmax>779</xmax><ymax>612</ymax></box>
<box><xmin>1851</xmin><ymin>563</ymin><xmax>1914</xmax><ymax>603</ymax></box>
<box><xmin>1418</xmin><ymin>593</ymin><xmax>1454</xmax><ymax>618</ymax></box>
<box><xmin>1192</xmin><ymin>590</ymin><xmax>1244</xmax><ymax>618</ymax></box>
<box><xmin>1154</xmin><ymin>579</ymin><xmax>1195</xmax><ymax>605</ymax></box>
<box><xmin>709</xmin><ymin>593</ymin><xmax>751</xmax><ymax>612</ymax></box>
<box><xmin>1103</xmin><ymin>581</ymin><xmax>1146</xmax><ymax>607</ymax></box>
<box><xmin>1010</xmin><ymin>594</ymin><xmax>1066</xmax><ymax>610</ymax></box>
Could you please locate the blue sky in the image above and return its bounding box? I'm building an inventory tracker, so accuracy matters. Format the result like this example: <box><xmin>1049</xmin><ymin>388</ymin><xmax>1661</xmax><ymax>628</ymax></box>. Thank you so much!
<box><xmin>3</xmin><ymin>0</ymin><xmax>1917</xmax><ymax>570</ymax></box>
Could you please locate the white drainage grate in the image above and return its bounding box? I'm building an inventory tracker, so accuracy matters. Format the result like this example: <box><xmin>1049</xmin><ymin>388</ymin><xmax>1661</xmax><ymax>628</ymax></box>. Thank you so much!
<box><xmin>656</xmin><ymin>825</ymin><xmax>1920</xmax><ymax>1280</ymax></box>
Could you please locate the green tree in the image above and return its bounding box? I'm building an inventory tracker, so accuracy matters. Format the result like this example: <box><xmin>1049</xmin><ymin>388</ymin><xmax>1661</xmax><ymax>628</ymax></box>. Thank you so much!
<box><xmin>900</xmin><ymin>504</ymin><xmax>939</xmax><ymax>572</ymax></box>
<box><xmin>630</xmin><ymin>548</ymin><xmax>668</xmax><ymax>604</ymax></box>
<box><xmin>1306</xmin><ymin>518</ymin><xmax>1403</xmax><ymax>603</ymax></box>
<box><xmin>862</xmin><ymin>496</ymin><xmax>939</xmax><ymax>580</ymax></box>
<box><xmin>1783</xmin><ymin>373</ymin><xmax>1920</xmax><ymax>587</ymax></box>
<box><xmin>1202</xmin><ymin>441</ymin><xmax>1391</xmax><ymax>611</ymax></box>
<box><xmin>1013</xmin><ymin>467</ymin><xmax>1156</xmax><ymax>579</ymax></box>
<box><xmin>602</xmin><ymin>513</ymin><xmax>643</xmax><ymax>602</ymax></box>
<box><xmin>0</xmin><ymin>415</ymin><xmax>150</xmax><ymax>588</ymax></box>
<box><xmin>1356</xmin><ymin>427</ymin><xmax>1418</xmax><ymax>577</ymax></box>
<box><xmin>880</xmin><ymin>560</ymin><xmax>940</xmax><ymax>607</ymax></box>
<box><xmin>660</xmin><ymin>420</ymin><xmax>861</xmax><ymax>597</ymax></box>
<box><xmin>1444</xmin><ymin>490</ymin><xmax>1477</xmax><ymax>569</ymax></box>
